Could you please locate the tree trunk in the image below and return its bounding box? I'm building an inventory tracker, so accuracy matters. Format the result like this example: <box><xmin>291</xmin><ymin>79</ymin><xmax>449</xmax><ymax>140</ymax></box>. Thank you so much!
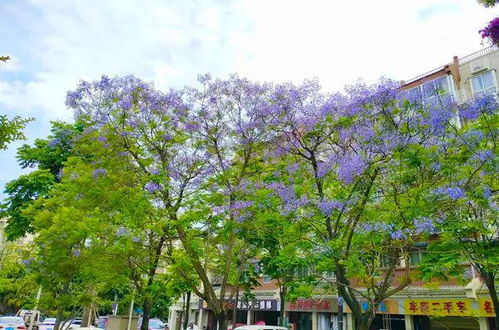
<box><xmin>278</xmin><ymin>286</ymin><xmax>287</xmax><ymax>327</ymax></box>
<box><xmin>215</xmin><ymin>313</ymin><xmax>228</xmax><ymax>330</ymax></box>
<box><xmin>482</xmin><ymin>272</ymin><xmax>499</xmax><ymax>330</ymax></box>
<box><xmin>184</xmin><ymin>291</ymin><xmax>191</xmax><ymax>330</ymax></box>
<box><xmin>81</xmin><ymin>306</ymin><xmax>92</xmax><ymax>327</ymax></box>
<box><xmin>140</xmin><ymin>298</ymin><xmax>152</xmax><ymax>330</ymax></box>
<box><xmin>232</xmin><ymin>288</ymin><xmax>239</xmax><ymax>327</ymax></box>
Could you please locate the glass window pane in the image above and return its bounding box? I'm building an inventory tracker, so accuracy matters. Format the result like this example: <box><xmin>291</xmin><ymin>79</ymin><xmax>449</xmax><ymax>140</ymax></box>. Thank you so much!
<box><xmin>485</xmin><ymin>86</ymin><xmax>497</xmax><ymax>94</ymax></box>
<box><xmin>471</xmin><ymin>76</ymin><xmax>484</xmax><ymax>94</ymax></box>
<box><xmin>423</xmin><ymin>81</ymin><xmax>436</xmax><ymax>99</ymax></box>
<box><xmin>435</xmin><ymin>76</ymin><xmax>449</xmax><ymax>94</ymax></box>
<box><xmin>410</xmin><ymin>251</ymin><xmax>421</xmax><ymax>266</ymax></box>
<box><xmin>482</xmin><ymin>71</ymin><xmax>496</xmax><ymax>89</ymax></box>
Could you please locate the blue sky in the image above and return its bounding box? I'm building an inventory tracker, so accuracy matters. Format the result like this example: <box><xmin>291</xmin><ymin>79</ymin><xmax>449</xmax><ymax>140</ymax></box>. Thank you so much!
<box><xmin>0</xmin><ymin>0</ymin><xmax>496</xmax><ymax>199</ymax></box>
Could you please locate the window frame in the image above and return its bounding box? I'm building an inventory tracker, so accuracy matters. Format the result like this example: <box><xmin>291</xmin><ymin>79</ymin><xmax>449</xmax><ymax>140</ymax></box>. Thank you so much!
<box><xmin>470</xmin><ymin>69</ymin><xmax>498</xmax><ymax>98</ymax></box>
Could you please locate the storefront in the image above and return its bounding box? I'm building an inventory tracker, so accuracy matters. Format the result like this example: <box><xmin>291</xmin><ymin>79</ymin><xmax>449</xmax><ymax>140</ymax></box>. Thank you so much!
<box><xmin>343</xmin><ymin>299</ymin><xmax>403</xmax><ymax>330</ymax></box>
<box><xmin>403</xmin><ymin>298</ymin><xmax>483</xmax><ymax>330</ymax></box>
<box><xmin>285</xmin><ymin>298</ymin><xmax>338</xmax><ymax>330</ymax></box>
<box><xmin>229</xmin><ymin>299</ymin><xmax>280</xmax><ymax>326</ymax></box>
<box><xmin>197</xmin><ymin>298</ymin><xmax>280</xmax><ymax>329</ymax></box>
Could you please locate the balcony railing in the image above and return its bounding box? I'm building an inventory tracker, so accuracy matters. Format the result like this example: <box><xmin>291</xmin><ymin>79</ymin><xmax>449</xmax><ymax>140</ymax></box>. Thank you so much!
<box><xmin>459</xmin><ymin>45</ymin><xmax>498</xmax><ymax>65</ymax></box>
<box><xmin>404</xmin><ymin>45</ymin><xmax>499</xmax><ymax>86</ymax></box>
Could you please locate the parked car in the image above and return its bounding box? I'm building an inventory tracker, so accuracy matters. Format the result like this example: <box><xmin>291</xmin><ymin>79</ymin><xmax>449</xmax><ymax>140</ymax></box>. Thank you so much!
<box><xmin>0</xmin><ymin>316</ymin><xmax>27</xmax><ymax>330</ymax></box>
<box><xmin>234</xmin><ymin>326</ymin><xmax>287</xmax><ymax>330</ymax></box>
<box><xmin>147</xmin><ymin>319</ymin><xmax>165</xmax><ymax>330</ymax></box>
<box><xmin>38</xmin><ymin>318</ymin><xmax>56</xmax><ymax>330</ymax></box>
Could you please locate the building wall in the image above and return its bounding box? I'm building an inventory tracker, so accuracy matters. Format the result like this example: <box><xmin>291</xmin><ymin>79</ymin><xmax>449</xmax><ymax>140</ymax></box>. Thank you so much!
<box><xmin>458</xmin><ymin>48</ymin><xmax>499</xmax><ymax>101</ymax></box>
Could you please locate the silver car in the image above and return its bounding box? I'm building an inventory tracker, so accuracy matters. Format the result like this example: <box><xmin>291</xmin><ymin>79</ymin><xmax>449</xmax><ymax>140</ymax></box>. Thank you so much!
<box><xmin>0</xmin><ymin>316</ymin><xmax>27</xmax><ymax>330</ymax></box>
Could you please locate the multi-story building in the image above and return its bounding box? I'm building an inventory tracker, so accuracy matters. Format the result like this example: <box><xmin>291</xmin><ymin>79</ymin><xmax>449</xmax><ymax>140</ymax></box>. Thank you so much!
<box><xmin>167</xmin><ymin>46</ymin><xmax>499</xmax><ymax>330</ymax></box>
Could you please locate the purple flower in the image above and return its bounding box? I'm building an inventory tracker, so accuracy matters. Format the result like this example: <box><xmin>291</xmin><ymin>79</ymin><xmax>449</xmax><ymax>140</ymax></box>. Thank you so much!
<box><xmin>337</xmin><ymin>153</ymin><xmax>366</xmax><ymax>184</ymax></box>
<box><xmin>430</xmin><ymin>162</ymin><xmax>441</xmax><ymax>172</ymax></box>
<box><xmin>232</xmin><ymin>201</ymin><xmax>253</xmax><ymax>210</ymax></box>
<box><xmin>92</xmin><ymin>168</ymin><xmax>107</xmax><ymax>179</ymax></box>
<box><xmin>390</xmin><ymin>230</ymin><xmax>404</xmax><ymax>240</ymax></box>
<box><xmin>414</xmin><ymin>217</ymin><xmax>435</xmax><ymax>234</ymax></box>
<box><xmin>445</xmin><ymin>187</ymin><xmax>465</xmax><ymax>200</ymax></box>
<box><xmin>318</xmin><ymin>199</ymin><xmax>343</xmax><ymax>216</ymax></box>
<box><xmin>73</xmin><ymin>249</ymin><xmax>81</xmax><ymax>257</ymax></box>
<box><xmin>483</xmin><ymin>186</ymin><xmax>492</xmax><ymax>199</ymax></box>
<box><xmin>22</xmin><ymin>258</ymin><xmax>34</xmax><ymax>266</ymax></box>
<box><xmin>473</xmin><ymin>150</ymin><xmax>493</xmax><ymax>162</ymax></box>
<box><xmin>145</xmin><ymin>181</ymin><xmax>161</xmax><ymax>193</ymax></box>
<box><xmin>286</xmin><ymin>163</ymin><xmax>300</xmax><ymax>175</ymax></box>
<box><xmin>48</xmin><ymin>139</ymin><xmax>60</xmax><ymax>147</ymax></box>
<box><xmin>131</xmin><ymin>236</ymin><xmax>141</xmax><ymax>243</ymax></box>
<box><xmin>116</xmin><ymin>227</ymin><xmax>130</xmax><ymax>237</ymax></box>
<box><xmin>480</xmin><ymin>17</ymin><xmax>499</xmax><ymax>45</ymax></box>
<box><xmin>97</xmin><ymin>136</ymin><xmax>107</xmax><ymax>143</ymax></box>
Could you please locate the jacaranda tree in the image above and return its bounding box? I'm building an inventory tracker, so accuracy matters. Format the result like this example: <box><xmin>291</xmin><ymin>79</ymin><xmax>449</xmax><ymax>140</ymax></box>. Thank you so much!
<box><xmin>65</xmin><ymin>74</ymin><xmax>273</xmax><ymax>330</ymax></box>
<box><xmin>419</xmin><ymin>95</ymin><xmax>498</xmax><ymax>328</ymax></box>
<box><xmin>248</xmin><ymin>79</ymin><xmax>465</xmax><ymax>329</ymax></box>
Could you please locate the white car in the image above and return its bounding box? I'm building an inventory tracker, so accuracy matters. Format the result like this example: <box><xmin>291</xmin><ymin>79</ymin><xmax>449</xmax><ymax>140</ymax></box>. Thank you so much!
<box><xmin>60</xmin><ymin>318</ymin><xmax>82</xmax><ymax>330</ymax></box>
<box><xmin>38</xmin><ymin>318</ymin><xmax>56</xmax><ymax>330</ymax></box>
<box><xmin>0</xmin><ymin>316</ymin><xmax>27</xmax><ymax>330</ymax></box>
<box><xmin>235</xmin><ymin>326</ymin><xmax>287</xmax><ymax>330</ymax></box>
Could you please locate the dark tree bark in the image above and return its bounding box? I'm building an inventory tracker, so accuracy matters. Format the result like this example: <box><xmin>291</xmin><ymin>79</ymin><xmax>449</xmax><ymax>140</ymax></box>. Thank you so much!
<box><xmin>482</xmin><ymin>271</ymin><xmax>499</xmax><ymax>330</ymax></box>
<box><xmin>278</xmin><ymin>286</ymin><xmax>287</xmax><ymax>327</ymax></box>
<box><xmin>184</xmin><ymin>291</ymin><xmax>191</xmax><ymax>330</ymax></box>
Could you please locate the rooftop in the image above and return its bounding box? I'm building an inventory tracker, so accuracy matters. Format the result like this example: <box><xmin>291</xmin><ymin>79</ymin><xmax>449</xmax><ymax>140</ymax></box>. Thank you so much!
<box><xmin>404</xmin><ymin>45</ymin><xmax>499</xmax><ymax>85</ymax></box>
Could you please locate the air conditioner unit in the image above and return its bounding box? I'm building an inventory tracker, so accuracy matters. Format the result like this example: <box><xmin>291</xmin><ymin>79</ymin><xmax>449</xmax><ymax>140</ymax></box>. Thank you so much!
<box><xmin>471</xmin><ymin>61</ymin><xmax>487</xmax><ymax>74</ymax></box>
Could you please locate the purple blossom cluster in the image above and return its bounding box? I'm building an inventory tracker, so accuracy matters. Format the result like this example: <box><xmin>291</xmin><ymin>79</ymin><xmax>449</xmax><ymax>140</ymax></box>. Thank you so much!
<box><xmin>337</xmin><ymin>153</ymin><xmax>367</xmax><ymax>184</ymax></box>
<box><xmin>480</xmin><ymin>17</ymin><xmax>499</xmax><ymax>45</ymax></box>
<box><xmin>317</xmin><ymin>199</ymin><xmax>343</xmax><ymax>216</ymax></box>
<box><xmin>459</xmin><ymin>94</ymin><xmax>498</xmax><ymax>120</ymax></box>
<box><xmin>92</xmin><ymin>168</ymin><xmax>107</xmax><ymax>179</ymax></box>
<box><xmin>116</xmin><ymin>226</ymin><xmax>130</xmax><ymax>237</ymax></box>
<box><xmin>414</xmin><ymin>217</ymin><xmax>436</xmax><ymax>234</ymax></box>
<box><xmin>145</xmin><ymin>181</ymin><xmax>162</xmax><ymax>193</ymax></box>
<box><xmin>437</xmin><ymin>186</ymin><xmax>465</xmax><ymax>200</ymax></box>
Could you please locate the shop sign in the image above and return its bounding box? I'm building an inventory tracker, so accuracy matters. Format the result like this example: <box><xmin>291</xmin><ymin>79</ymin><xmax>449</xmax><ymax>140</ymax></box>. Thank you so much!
<box><xmin>478</xmin><ymin>298</ymin><xmax>496</xmax><ymax>317</ymax></box>
<box><xmin>198</xmin><ymin>299</ymin><xmax>278</xmax><ymax>311</ymax></box>
<box><xmin>226</xmin><ymin>299</ymin><xmax>278</xmax><ymax>311</ymax></box>
<box><xmin>404</xmin><ymin>298</ymin><xmax>472</xmax><ymax>316</ymax></box>
<box><xmin>344</xmin><ymin>300</ymin><xmax>398</xmax><ymax>314</ymax></box>
<box><xmin>361</xmin><ymin>301</ymin><xmax>387</xmax><ymax>313</ymax></box>
<box><xmin>286</xmin><ymin>299</ymin><xmax>338</xmax><ymax>313</ymax></box>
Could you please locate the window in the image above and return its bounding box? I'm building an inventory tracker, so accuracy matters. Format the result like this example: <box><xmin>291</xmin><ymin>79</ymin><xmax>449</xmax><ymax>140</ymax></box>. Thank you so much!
<box><xmin>471</xmin><ymin>70</ymin><xmax>497</xmax><ymax>97</ymax></box>
<box><xmin>409</xmin><ymin>250</ymin><xmax>423</xmax><ymax>266</ymax></box>
<box><xmin>405</xmin><ymin>75</ymin><xmax>455</xmax><ymax>104</ymax></box>
<box><xmin>381</xmin><ymin>255</ymin><xmax>402</xmax><ymax>268</ymax></box>
<box><xmin>422</xmin><ymin>76</ymin><xmax>452</xmax><ymax>102</ymax></box>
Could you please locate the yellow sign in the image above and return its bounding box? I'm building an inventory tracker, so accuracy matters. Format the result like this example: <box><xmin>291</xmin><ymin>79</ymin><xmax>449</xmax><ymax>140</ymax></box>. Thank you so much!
<box><xmin>478</xmin><ymin>298</ymin><xmax>496</xmax><ymax>317</ymax></box>
<box><xmin>404</xmin><ymin>299</ymin><xmax>473</xmax><ymax>316</ymax></box>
